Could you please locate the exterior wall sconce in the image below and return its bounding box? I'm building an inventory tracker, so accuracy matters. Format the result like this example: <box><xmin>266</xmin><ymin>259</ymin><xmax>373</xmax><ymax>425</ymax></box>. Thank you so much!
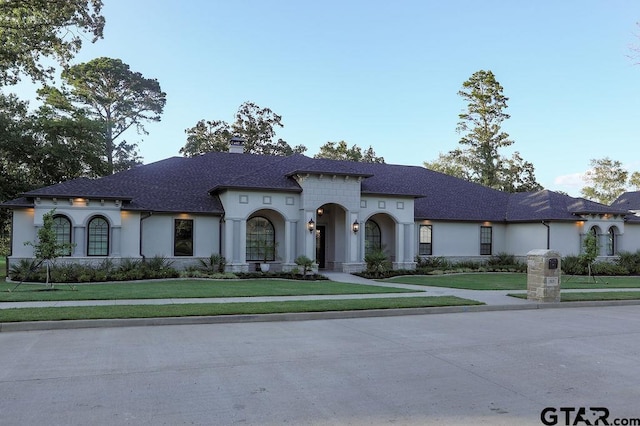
<box><xmin>352</xmin><ymin>220</ymin><xmax>360</xmax><ymax>233</ymax></box>
<box><xmin>308</xmin><ymin>218</ymin><xmax>315</xmax><ymax>233</ymax></box>
<box><xmin>317</xmin><ymin>207</ymin><xmax>324</xmax><ymax>217</ymax></box>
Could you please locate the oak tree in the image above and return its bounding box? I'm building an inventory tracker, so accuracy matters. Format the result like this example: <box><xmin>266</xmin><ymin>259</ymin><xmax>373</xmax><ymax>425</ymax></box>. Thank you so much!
<box><xmin>0</xmin><ymin>0</ymin><xmax>105</xmax><ymax>85</ymax></box>
<box><xmin>181</xmin><ymin>102</ymin><xmax>306</xmax><ymax>157</ymax></box>
<box><xmin>314</xmin><ymin>141</ymin><xmax>385</xmax><ymax>163</ymax></box>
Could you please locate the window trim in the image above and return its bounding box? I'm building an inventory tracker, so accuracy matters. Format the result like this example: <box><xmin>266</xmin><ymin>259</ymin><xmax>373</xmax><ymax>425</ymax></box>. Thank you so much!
<box><xmin>174</xmin><ymin>218</ymin><xmax>194</xmax><ymax>257</ymax></box>
<box><xmin>246</xmin><ymin>216</ymin><xmax>275</xmax><ymax>262</ymax></box>
<box><xmin>419</xmin><ymin>224</ymin><xmax>433</xmax><ymax>256</ymax></box>
<box><xmin>480</xmin><ymin>226</ymin><xmax>492</xmax><ymax>256</ymax></box>
<box><xmin>365</xmin><ymin>219</ymin><xmax>382</xmax><ymax>255</ymax></box>
<box><xmin>53</xmin><ymin>214</ymin><xmax>72</xmax><ymax>256</ymax></box>
<box><xmin>87</xmin><ymin>216</ymin><xmax>109</xmax><ymax>256</ymax></box>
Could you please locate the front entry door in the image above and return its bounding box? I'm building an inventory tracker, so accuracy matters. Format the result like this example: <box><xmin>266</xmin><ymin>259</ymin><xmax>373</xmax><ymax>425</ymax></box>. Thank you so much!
<box><xmin>316</xmin><ymin>225</ymin><xmax>326</xmax><ymax>269</ymax></box>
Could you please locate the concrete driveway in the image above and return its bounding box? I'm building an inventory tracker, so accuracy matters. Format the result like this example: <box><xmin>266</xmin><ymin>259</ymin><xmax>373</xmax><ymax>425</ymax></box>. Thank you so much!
<box><xmin>1</xmin><ymin>305</ymin><xmax>640</xmax><ymax>425</ymax></box>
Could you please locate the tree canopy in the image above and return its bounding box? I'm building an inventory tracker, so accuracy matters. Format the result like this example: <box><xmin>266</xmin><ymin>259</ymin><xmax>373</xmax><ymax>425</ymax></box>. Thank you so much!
<box><xmin>0</xmin><ymin>0</ymin><xmax>105</xmax><ymax>85</ymax></box>
<box><xmin>181</xmin><ymin>102</ymin><xmax>306</xmax><ymax>157</ymax></box>
<box><xmin>314</xmin><ymin>141</ymin><xmax>385</xmax><ymax>163</ymax></box>
<box><xmin>580</xmin><ymin>157</ymin><xmax>638</xmax><ymax>205</ymax></box>
<box><xmin>424</xmin><ymin>70</ymin><xmax>541</xmax><ymax>192</ymax></box>
<box><xmin>38</xmin><ymin>57</ymin><xmax>166</xmax><ymax>173</ymax></box>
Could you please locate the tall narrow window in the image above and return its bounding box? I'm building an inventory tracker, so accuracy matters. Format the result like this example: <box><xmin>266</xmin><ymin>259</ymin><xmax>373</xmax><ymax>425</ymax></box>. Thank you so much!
<box><xmin>607</xmin><ymin>227</ymin><xmax>616</xmax><ymax>256</ymax></box>
<box><xmin>365</xmin><ymin>220</ymin><xmax>381</xmax><ymax>255</ymax></box>
<box><xmin>53</xmin><ymin>215</ymin><xmax>72</xmax><ymax>256</ymax></box>
<box><xmin>174</xmin><ymin>219</ymin><xmax>194</xmax><ymax>256</ymax></box>
<box><xmin>246</xmin><ymin>217</ymin><xmax>275</xmax><ymax>261</ymax></box>
<box><xmin>419</xmin><ymin>225</ymin><xmax>432</xmax><ymax>255</ymax></box>
<box><xmin>480</xmin><ymin>226</ymin><xmax>492</xmax><ymax>255</ymax></box>
<box><xmin>87</xmin><ymin>216</ymin><xmax>109</xmax><ymax>256</ymax></box>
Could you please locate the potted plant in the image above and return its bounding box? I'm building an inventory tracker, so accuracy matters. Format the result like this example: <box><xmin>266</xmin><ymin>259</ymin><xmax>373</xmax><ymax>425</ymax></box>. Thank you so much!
<box><xmin>258</xmin><ymin>240</ymin><xmax>278</xmax><ymax>272</ymax></box>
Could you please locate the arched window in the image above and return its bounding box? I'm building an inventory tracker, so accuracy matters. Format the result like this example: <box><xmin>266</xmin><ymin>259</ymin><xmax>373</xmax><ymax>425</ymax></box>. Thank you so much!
<box><xmin>246</xmin><ymin>216</ymin><xmax>275</xmax><ymax>261</ymax></box>
<box><xmin>87</xmin><ymin>216</ymin><xmax>109</xmax><ymax>256</ymax></box>
<box><xmin>607</xmin><ymin>227</ymin><xmax>617</xmax><ymax>256</ymax></box>
<box><xmin>365</xmin><ymin>220</ymin><xmax>381</xmax><ymax>255</ymax></box>
<box><xmin>53</xmin><ymin>215</ymin><xmax>72</xmax><ymax>256</ymax></box>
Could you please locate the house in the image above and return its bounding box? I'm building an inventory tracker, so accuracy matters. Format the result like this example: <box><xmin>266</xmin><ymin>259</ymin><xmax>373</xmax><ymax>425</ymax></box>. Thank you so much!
<box><xmin>3</xmin><ymin>143</ymin><xmax>639</xmax><ymax>273</ymax></box>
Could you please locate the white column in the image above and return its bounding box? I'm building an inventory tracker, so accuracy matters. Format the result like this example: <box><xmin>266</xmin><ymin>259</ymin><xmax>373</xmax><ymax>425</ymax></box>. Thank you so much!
<box><xmin>111</xmin><ymin>226</ymin><xmax>121</xmax><ymax>256</ymax></box>
<box><xmin>73</xmin><ymin>226</ymin><xmax>85</xmax><ymax>257</ymax></box>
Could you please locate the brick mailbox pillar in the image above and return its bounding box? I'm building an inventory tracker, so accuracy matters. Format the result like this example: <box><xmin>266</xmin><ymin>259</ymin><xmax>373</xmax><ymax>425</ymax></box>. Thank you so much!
<box><xmin>527</xmin><ymin>249</ymin><xmax>561</xmax><ymax>302</ymax></box>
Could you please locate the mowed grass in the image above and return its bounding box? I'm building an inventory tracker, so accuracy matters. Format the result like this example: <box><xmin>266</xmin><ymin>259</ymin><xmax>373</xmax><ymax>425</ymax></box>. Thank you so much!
<box><xmin>509</xmin><ymin>291</ymin><xmax>640</xmax><ymax>302</ymax></box>
<box><xmin>0</xmin><ymin>279</ymin><xmax>413</xmax><ymax>302</ymax></box>
<box><xmin>0</xmin><ymin>296</ymin><xmax>482</xmax><ymax>322</ymax></box>
<box><xmin>384</xmin><ymin>273</ymin><xmax>640</xmax><ymax>290</ymax></box>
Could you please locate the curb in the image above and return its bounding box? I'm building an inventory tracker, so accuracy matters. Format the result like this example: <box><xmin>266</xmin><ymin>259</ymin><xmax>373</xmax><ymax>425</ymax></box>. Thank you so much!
<box><xmin>2</xmin><ymin>299</ymin><xmax>640</xmax><ymax>333</ymax></box>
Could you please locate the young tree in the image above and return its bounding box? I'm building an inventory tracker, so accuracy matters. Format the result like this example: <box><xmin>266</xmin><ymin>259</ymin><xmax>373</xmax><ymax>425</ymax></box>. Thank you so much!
<box><xmin>580</xmin><ymin>157</ymin><xmax>629</xmax><ymax>205</ymax></box>
<box><xmin>25</xmin><ymin>209</ymin><xmax>75</xmax><ymax>287</ymax></box>
<box><xmin>580</xmin><ymin>230</ymin><xmax>599</xmax><ymax>283</ymax></box>
<box><xmin>181</xmin><ymin>102</ymin><xmax>306</xmax><ymax>157</ymax></box>
<box><xmin>39</xmin><ymin>57</ymin><xmax>166</xmax><ymax>174</ymax></box>
<box><xmin>314</xmin><ymin>141</ymin><xmax>385</xmax><ymax>163</ymax></box>
<box><xmin>0</xmin><ymin>0</ymin><xmax>105</xmax><ymax>85</ymax></box>
<box><xmin>424</xmin><ymin>70</ymin><xmax>541</xmax><ymax>192</ymax></box>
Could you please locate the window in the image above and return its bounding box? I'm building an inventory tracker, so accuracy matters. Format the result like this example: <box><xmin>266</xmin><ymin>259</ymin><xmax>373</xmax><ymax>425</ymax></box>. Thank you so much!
<box><xmin>419</xmin><ymin>225</ymin><xmax>432</xmax><ymax>255</ymax></box>
<box><xmin>53</xmin><ymin>215</ymin><xmax>72</xmax><ymax>256</ymax></box>
<box><xmin>246</xmin><ymin>217</ymin><xmax>275</xmax><ymax>261</ymax></box>
<box><xmin>174</xmin><ymin>219</ymin><xmax>194</xmax><ymax>256</ymax></box>
<box><xmin>87</xmin><ymin>216</ymin><xmax>109</xmax><ymax>256</ymax></box>
<box><xmin>480</xmin><ymin>226</ymin><xmax>492</xmax><ymax>255</ymax></box>
<box><xmin>365</xmin><ymin>220</ymin><xmax>381</xmax><ymax>255</ymax></box>
<box><xmin>607</xmin><ymin>227</ymin><xmax>617</xmax><ymax>256</ymax></box>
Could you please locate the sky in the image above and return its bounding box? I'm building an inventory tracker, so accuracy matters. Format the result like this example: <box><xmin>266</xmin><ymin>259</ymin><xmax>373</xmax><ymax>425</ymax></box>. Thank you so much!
<box><xmin>10</xmin><ymin>0</ymin><xmax>640</xmax><ymax>196</ymax></box>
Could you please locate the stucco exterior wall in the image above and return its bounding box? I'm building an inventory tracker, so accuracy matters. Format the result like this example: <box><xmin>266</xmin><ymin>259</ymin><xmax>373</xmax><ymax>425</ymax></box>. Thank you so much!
<box><xmin>141</xmin><ymin>214</ymin><xmax>221</xmax><ymax>260</ymax></box>
<box><xmin>619</xmin><ymin>222</ymin><xmax>640</xmax><ymax>253</ymax></box>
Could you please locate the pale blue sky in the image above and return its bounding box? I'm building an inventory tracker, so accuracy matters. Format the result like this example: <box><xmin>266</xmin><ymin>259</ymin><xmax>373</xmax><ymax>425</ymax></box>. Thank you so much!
<box><xmin>11</xmin><ymin>0</ymin><xmax>640</xmax><ymax>196</ymax></box>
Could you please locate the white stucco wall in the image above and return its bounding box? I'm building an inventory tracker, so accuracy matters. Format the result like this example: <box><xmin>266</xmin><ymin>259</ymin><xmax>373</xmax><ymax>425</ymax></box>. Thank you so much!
<box><xmin>9</xmin><ymin>209</ymin><xmax>36</xmax><ymax>257</ymax></box>
<box><xmin>140</xmin><ymin>213</ymin><xmax>221</xmax><ymax>259</ymax></box>
<box><xmin>620</xmin><ymin>222</ymin><xmax>640</xmax><ymax>253</ymax></box>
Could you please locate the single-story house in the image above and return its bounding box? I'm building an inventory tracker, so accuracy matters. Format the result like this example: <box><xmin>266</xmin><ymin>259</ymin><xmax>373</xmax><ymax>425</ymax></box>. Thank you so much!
<box><xmin>3</xmin><ymin>142</ymin><xmax>640</xmax><ymax>273</ymax></box>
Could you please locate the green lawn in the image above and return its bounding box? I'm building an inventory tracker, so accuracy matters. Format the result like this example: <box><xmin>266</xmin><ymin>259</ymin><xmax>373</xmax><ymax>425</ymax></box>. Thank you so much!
<box><xmin>509</xmin><ymin>291</ymin><xmax>640</xmax><ymax>302</ymax></box>
<box><xmin>0</xmin><ymin>296</ymin><xmax>482</xmax><ymax>322</ymax></box>
<box><xmin>384</xmin><ymin>273</ymin><xmax>640</xmax><ymax>290</ymax></box>
<box><xmin>1</xmin><ymin>279</ymin><xmax>414</xmax><ymax>302</ymax></box>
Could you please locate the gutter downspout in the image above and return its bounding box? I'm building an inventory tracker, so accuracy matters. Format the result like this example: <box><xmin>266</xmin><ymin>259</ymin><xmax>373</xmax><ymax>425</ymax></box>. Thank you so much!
<box><xmin>140</xmin><ymin>212</ymin><xmax>153</xmax><ymax>260</ymax></box>
<box><xmin>541</xmin><ymin>221</ymin><xmax>550</xmax><ymax>250</ymax></box>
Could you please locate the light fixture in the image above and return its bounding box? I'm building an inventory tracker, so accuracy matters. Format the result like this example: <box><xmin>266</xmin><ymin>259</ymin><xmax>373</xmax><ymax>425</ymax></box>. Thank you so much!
<box><xmin>317</xmin><ymin>207</ymin><xmax>324</xmax><ymax>217</ymax></box>
<box><xmin>352</xmin><ymin>220</ymin><xmax>360</xmax><ymax>233</ymax></box>
<box><xmin>307</xmin><ymin>218</ymin><xmax>315</xmax><ymax>233</ymax></box>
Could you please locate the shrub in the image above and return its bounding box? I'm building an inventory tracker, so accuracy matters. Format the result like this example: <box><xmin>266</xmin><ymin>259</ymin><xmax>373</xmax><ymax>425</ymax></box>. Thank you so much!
<box><xmin>365</xmin><ymin>249</ymin><xmax>392</xmax><ymax>278</ymax></box>
<box><xmin>294</xmin><ymin>255</ymin><xmax>315</xmax><ymax>276</ymax></box>
<box><xmin>561</xmin><ymin>255</ymin><xmax>586</xmax><ymax>275</ymax></box>
<box><xmin>198</xmin><ymin>254</ymin><xmax>226</xmax><ymax>274</ymax></box>
<box><xmin>616</xmin><ymin>251</ymin><xmax>640</xmax><ymax>275</ymax></box>
<box><xmin>591</xmin><ymin>262</ymin><xmax>628</xmax><ymax>276</ymax></box>
<box><xmin>415</xmin><ymin>256</ymin><xmax>451</xmax><ymax>271</ymax></box>
<box><xmin>8</xmin><ymin>259</ymin><xmax>42</xmax><ymax>281</ymax></box>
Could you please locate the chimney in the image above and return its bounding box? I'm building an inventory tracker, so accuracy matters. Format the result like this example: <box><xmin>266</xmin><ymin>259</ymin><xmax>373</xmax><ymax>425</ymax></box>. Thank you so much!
<box><xmin>229</xmin><ymin>136</ymin><xmax>245</xmax><ymax>154</ymax></box>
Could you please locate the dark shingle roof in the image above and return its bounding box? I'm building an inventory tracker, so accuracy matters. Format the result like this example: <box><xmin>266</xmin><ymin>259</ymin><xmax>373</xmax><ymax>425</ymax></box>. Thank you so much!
<box><xmin>2</xmin><ymin>152</ymin><xmax>634</xmax><ymax>222</ymax></box>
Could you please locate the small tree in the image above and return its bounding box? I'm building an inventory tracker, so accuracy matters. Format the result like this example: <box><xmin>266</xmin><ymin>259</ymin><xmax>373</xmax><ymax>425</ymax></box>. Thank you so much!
<box><xmin>294</xmin><ymin>255</ymin><xmax>315</xmax><ymax>277</ymax></box>
<box><xmin>25</xmin><ymin>209</ymin><xmax>74</xmax><ymax>287</ymax></box>
<box><xmin>580</xmin><ymin>231</ymin><xmax>600</xmax><ymax>283</ymax></box>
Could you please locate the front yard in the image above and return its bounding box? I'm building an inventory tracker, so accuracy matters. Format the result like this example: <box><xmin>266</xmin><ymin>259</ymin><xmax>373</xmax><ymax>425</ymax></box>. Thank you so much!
<box><xmin>0</xmin><ymin>279</ymin><xmax>411</xmax><ymax>302</ymax></box>
<box><xmin>384</xmin><ymin>273</ymin><xmax>640</xmax><ymax>290</ymax></box>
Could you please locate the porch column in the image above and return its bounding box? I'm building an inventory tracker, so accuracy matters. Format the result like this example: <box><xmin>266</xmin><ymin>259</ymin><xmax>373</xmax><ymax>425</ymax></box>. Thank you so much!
<box><xmin>111</xmin><ymin>226</ymin><xmax>121</xmax><ymax>257</ymax></box>
<box><xmin>223</xmin><ymin>218</ymin><xmax>248</xmax><ymax>272</ymax></box>
<box><xmin>303</xmin><ymin>210</ymin><xmax>316</xmax><ymax>261</ymax></box>
<box><xmin>73</xmin><ymin>226</ymin><xmax>85</xmax><ymax>257</ymax></box>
